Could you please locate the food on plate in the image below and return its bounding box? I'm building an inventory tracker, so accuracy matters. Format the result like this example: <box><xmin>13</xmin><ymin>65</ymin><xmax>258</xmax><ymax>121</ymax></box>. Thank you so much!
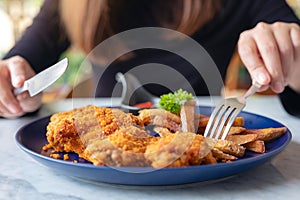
<box><xmin>42</xmin><ymin>105</ymin><xmax>287</xmax><ymax>167</ymax></box>
<box><xmin>84</xmin><ymin>126</ymin><xmax>158</xmax><ymax>167</ymax></box>
<box><xmin>44</xmin><ymin>105</ymin><xmax>214</xmax><ymax>167</ymax></box>
<box><xmin>197</xmin><ymin>115</ymin><xmax>245</xmax><ymax>133</ymax></box>
<box><xmin>244</xmin><ymin>140</ymin><xmax>265</xmax><ymax>153</ymax></box>
<box><xmin>243</xmin><ymin>127</ymin><xmax>287</xmax><ymax>142</ymax></box>
<box><xmin>42</xmin><ymin>105</ymin><xmax>140</xmax><ymax>162</ymax></box>
<box><xmin>138</xmin><ymin>108</ymin><xmax>182</xmax><ymax>132</ymax></box>
<box><xmin>145</xmin><ymin>132</ymin><xmax>214</xmax><ymax>168</ymax></box>
<box><xmin>225</xmin><ymin>134</ymin><xmax>258</xmax><ymax>145</ymax></box>
<box><xmin>158</xmin><ymin>89</ymin><xmax>194</xmax><ymax>115</ymax></box>
<box><xmin>134</xmin><ymin>101</ymin><xmax>154</xmax><ymax>109</ymax></box>
<box><xmin>180</xmin><ymin>100</ymin><xmax>197</xmax><ymax>132</ymax></box>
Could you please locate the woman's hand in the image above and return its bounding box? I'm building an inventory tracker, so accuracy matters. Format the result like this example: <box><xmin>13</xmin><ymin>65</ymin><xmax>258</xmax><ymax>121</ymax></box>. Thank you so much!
<box><xmin>238</xmin><ymin>22</ymin><xmax>300</xmax><ymax>94</ymax></box>
<box><xmin>0</xmin><ymin>56</ymin><xmax>42</xmax><ymax>118</ymax></box>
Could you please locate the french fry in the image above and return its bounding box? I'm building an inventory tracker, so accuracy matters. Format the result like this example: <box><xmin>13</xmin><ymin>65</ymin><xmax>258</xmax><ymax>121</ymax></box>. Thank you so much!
<box><xmin>227</xmin><ymin>126</ymin><xmax>247</xmax><ymax>135</ymax></box>
<box><xmin>214</xmin><ymin>139</ymin><xmax>246</xmax><ymax>157</ymax></box>
<box><xmin>244</xmin><ymin>140</ymin><xmax>265</xmax><ymax>153</ymax></box>
<box><xmin>243</xmin><ymin>127</ymin><xmax>287</xmax><ymax>142</ymax></box>
<box><xmin>226</xmin><ymin>133</ymin><xmax>258</xmax><ymax>145</ymax></box>
<box><xmin>198</xmin><ymin>116</ymin><xmax>245</xmax><ymax>129</ymax></box>
<box><xmin>211</xmin><ymin>148</ymin><xmax>237</xmax><ymax>162</ymax></box>
<box><xmin>198</xmin><ymin>125</ymin><xmax>246</xmax><ymax>135</ymax></box>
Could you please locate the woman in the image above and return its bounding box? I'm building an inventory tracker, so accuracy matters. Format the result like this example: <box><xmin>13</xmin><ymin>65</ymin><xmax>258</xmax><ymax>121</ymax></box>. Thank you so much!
<box><xmin>1</xmin><ymin>0</ymin><xmax>300</xmax><ymax>118</ymax></box>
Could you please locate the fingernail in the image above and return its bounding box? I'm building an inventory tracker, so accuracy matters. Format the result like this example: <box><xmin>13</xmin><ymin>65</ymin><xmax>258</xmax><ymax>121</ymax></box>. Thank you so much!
<box><xmin>273</xmin><ymin>82</ymin><xmax>284</xmax><ymax>93</ymax></box>
<box><xmin>258</xmin><ymin>73</ymin><xmax>268</xmax><ymax>84</ymax></box>
<box><xmin>14</xmin><ymin>76</ymin><xmax>24</xmax><ymax>87</ymax></box>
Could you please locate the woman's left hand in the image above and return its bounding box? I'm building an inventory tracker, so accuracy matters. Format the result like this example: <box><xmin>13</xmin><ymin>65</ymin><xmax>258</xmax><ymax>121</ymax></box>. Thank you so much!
<box><xmin>238</xmin><ymin>22</ymin><xmax>300</xmax><ymax>94</ymax></box>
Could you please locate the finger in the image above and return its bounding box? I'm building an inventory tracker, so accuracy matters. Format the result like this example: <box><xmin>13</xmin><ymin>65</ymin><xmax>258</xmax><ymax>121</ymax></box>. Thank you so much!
<box><xmin>18</xmin><ymin>92</ymin><xmax>43</xmax><ymax>113</ymax></box>
<box><xmin>16</xmin><ymin>91</ymin><xmax>30</xmax><ymax>101</ymax></box>
<box><xmin>290</xmin><ymin>24</ymin><xmax>300</xmax><ymax>61</ymax></box>
<box><xmin>253</xmin><ymin>23</ymin><xmax>285</xmax><ymax>93</ymax></box>
<box><xmin>0</xmin><ymin>75</ymin><xmax>23</xmax><ymax>114</ymax></box>
<box><xmin>0</xmin><ymin>100</ymin><xmax>11</xmax><ymax>114</ymax></box>
<box><xmin>272</xmin><ymin>23</ymin><xmax>294</xmax><ymax>85</ymax></box>
<box><xmin>7</xmin><ymin>57</ymin><xmax>28</xmax><ymax>88</ymax></box>
<box><xmin>1</xmin><ymin>111</ymin><xmax>25</xmax><ymax>119</ymax></box>
<box><xmin>289</xmin><ymin>24</ymin><xmax>300</xmax><ymax>91</ymax></box>
<box><xmin>0</xmin><ymin>101</ymin><xmax>24</xmax><ymax>118</ymax></box>
<box><xmin>238</xmin><ymin>31</ymin><xmax>271</xmax><ymax>87</ymax></box>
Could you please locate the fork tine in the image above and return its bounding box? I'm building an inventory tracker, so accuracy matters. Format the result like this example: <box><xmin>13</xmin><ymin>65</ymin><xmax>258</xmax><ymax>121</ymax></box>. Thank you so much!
<box><xmin>206</xmin><ymin>107</ymin><xmax>223</xmax><ymax>137</ymax></box>
<box><xmin>204</xmin><ymin>83</ymin><xmax>257</xmax><ymax>140</ymax></box>
<box><xmin>207</xmin><ymin>105</ymin><xmax>231</xmax><ymax>138</ymax></box>
<box><xmin>203</xmin><ymin>103</ymin><xmax>225</xmax><ymax>138</ymax></box>
<box><xmin>220</xmin><ymin>107</ymin><xmax>243</xmax><ymax>140</ymax></box>
<box><xmin>213</xmin><ymin>106</ymin><xmax>236</xmax><ymax>139</ymax></box>
<box><xmin>204</xmin><ymin>98</ymin><xmax>245</xmax><ymax>140</ymax></box>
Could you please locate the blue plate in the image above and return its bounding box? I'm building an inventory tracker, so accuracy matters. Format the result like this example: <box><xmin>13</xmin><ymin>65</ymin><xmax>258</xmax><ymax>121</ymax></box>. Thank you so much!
<box><xmin>15</xmin><ymin>106</ymin><xmax>292</xmax><ymax>186</ymax></box>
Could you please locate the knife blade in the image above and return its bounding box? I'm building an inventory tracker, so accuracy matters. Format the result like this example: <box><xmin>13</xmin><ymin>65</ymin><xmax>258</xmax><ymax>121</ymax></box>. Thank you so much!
<box><xmin>14</xmin><ymin>58</ymin><xmax>68</xmax><ymax>97</ymax></box>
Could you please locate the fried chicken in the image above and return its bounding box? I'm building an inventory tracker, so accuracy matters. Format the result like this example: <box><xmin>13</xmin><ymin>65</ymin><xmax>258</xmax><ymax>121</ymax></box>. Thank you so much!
<box><xmin>42</xmin><ymin>105</ymin><xmax>252</xmax><ymax>168</ymax></box>
<box><xmin>84</xmin><ymin>126</ymin><xmax>158</xmax><ymax>166</ymax></box>
<box><xmin>145</xmin><ymin>132</ymin><xmax>213</xmax><ymax>168</ymax></box>
<box><xmin>138</xmin><ymin>109</ymin><xmax>181</xmax><ymax>132</ymax></box>
<box><xmin>43</xmin><ymin>105</ymin><xmax>139</xmax><ymax>161</ymax></box>
<box><xmin>43</xmin><ymin>106</ymin><xmax>217</xmax><ymax>167</ymax></box>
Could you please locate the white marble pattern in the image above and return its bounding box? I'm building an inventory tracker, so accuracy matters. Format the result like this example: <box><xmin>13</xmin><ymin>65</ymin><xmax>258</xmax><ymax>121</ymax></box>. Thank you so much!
<box><xmin>1</xmin><ymin>96</ymin><xmax>300</xmax><ymax>200</ymax></box>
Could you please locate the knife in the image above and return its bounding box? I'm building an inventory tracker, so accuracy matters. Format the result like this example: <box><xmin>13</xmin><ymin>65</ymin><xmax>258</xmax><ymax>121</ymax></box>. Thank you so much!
<box><xmin>14</xmin><ymin>58</ymin><xmax>68</xmax><ymax>97</ymax></box>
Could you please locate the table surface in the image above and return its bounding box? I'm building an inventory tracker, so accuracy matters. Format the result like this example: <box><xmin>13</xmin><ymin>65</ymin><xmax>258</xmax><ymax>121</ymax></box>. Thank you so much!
<box><xmin>1</xmin><ymin>96</ymin><xmax>299</xmax><ymax>200</ymax></box>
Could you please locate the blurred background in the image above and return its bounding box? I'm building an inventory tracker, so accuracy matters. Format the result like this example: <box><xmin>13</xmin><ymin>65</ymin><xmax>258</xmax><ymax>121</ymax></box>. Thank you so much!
<box><xmin>0</xmin><ymin>0</ymin><xmax>87</xmax><ymax>102</ymax></box>
<box><xmin>1</xmin><ymin>0</ymin><xmax>300</xmax><ymax>101</ymax></box>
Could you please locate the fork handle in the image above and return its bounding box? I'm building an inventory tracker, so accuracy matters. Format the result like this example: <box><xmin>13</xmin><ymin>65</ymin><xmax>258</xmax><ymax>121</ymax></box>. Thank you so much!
<box><xmin>243</xmin><ymin>80</ymin><xmax>262</xmax><ymax>99</ymax></box>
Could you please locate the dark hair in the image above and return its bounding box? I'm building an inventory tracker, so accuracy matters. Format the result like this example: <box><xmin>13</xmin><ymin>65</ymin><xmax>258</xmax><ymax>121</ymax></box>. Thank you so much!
<box><xmin>60</xmin><ymin>0</ymin><xmax>222</xmax><ymax>54</ymax></box>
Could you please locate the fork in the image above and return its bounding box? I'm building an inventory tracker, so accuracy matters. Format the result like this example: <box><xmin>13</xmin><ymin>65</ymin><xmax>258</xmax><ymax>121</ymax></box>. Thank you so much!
<box><xmin>204</xmin><ymin>81</ymin><xmax>262</xmax><ymax>140</ymax></box>
<box><xmin>115</xmin><ymin>72</ymin><xmax>157</xmax><ymax>109</ymax></box>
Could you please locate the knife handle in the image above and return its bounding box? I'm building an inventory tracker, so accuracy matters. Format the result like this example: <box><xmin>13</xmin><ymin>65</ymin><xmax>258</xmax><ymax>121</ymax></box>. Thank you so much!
<box><xmin>13</xmin><ymin>82</ymin><xmax>29</xmax><ymax>96</ymax></box>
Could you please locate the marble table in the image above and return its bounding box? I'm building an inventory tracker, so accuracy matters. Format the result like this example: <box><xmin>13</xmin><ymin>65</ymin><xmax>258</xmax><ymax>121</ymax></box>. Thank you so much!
<box><xmin>1</xmin><ymin>96</ymin><xmax>299</xmax><ymax>200</ymax></box>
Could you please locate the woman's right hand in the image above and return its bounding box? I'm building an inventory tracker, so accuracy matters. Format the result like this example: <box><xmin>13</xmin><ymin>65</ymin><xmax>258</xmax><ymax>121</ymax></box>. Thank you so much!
<box><xmin>0</xmin><ymin>56</ymin><xmax>43</xmax><ymax>118</ymax></box>
<box><xmin>238</xmin><ymin>22</ymin><xmax>300</xmax><ymax>94</ymax></box>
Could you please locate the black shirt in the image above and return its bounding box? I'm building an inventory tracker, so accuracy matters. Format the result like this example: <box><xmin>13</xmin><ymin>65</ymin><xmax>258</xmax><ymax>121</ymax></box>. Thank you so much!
<box><xmin>4</xmin><ymin>0</ymin><xmax>300</xmax><ymax>117</ymax></box>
